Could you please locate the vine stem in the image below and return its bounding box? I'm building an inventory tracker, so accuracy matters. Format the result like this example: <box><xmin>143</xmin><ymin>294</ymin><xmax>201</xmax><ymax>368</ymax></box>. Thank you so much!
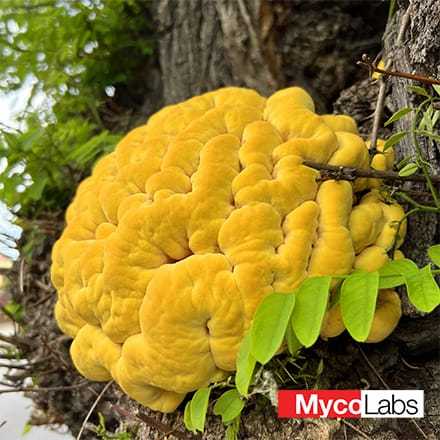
<box><xmin>395</xmin><ymin>192</ymin><xmax>440</xmax><ymax>212</ymax></box>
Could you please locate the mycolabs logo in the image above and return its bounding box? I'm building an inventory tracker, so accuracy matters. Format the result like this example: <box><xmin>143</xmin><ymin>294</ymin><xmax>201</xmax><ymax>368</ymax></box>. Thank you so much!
<box><xmin>278</xmin><ymin>390</ymin><xmax>424</xmax><ymax>418</ymax></box>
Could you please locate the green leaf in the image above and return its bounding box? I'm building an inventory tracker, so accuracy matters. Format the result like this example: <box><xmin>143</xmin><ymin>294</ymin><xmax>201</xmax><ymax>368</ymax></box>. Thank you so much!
<box><xmin>383</xmin><ymin>131</ymin><xmax>407</xmax><ymax>151</ymax></box>
<box><xmin>22</xmin><ymin>423</ymin><xmax>32</xmax><ymax>436</ymax></box>
<box><xmin>286</xmin><ymin>321</ymin><xmax>302</xmax><ymax>356</ymax></box>
<box><xmin>213</xmin><ymin>390</ymin><xmax>245</xmax><ymax>424</ymax></box>
<box><xmin>340</xmin><ymin>271</ymin><xmax>380</xmax><ymax>342</ymax></box>
<box><xmin>378</xmin><ymin>262</ymin><xmax>405</xmax><ymax>289</ymax></box>
<box><xmin>184</xmin><ymin>401</ymin><xmax>196</xmax><ymax>433</ymax></box>
<box><xmin>379</xmin><ymin>258</ymin><xmax>417</xmax><ymax>289</ymax></box>
<box><xmin>432</xmin><ymin>110</ymin><xmax>440</xmax><ymax>128</ymax></box>
<box><xmin>291</xmin><ymin>276</ymin><xmax>331</xmax><ymax>347</ymax></box>
<box><xmin>405</xmin><ymin>265</ymin><xmax>440</xmax><ymax>313</ymax></box>
<box><xmin>27</xmin><ymin>176</ymin><xmax>48</xmax><ymax>201</ymax></box>
<box><xmin>384</xmin><ymin>107</ymin><xmax>412</xmax><ymax>126</ymax></box>
<box><xmin>408</xmin><ymin>85</ymin><xmax>430</xmax><ymax>97</ymax></box>
<box><xmin>225</xmin><ymin>417</ymin><xmax>240</xmax><ymax>440</ymax></box>
<box><xmin>432</xmin><ymin>84</ymin><xmax>440</xmax><ymax>97</ymax></box>
<box><xmin>235</xmin><ymin>333</ymin><xmax>256</xmax><ymax>397</ymax></box>
<box><xmin>250</xmin><ymin>293</ymin><xmax>295</xmax><ymax>365</ymax></box>
<box><xmin>3</xmin><ymin>301</ymin><xmax>24</xmax><ymax>322</ymax></box>
<box><xmin>417</xmin><ymin>129</ymin><xmax>440</xmax><ymax>142</ymax></box>
<box><xmin>189</xmin><ymin>387</ymin><xmax>211</xmax><ymax>432</ymax></box>
<box><xmin>428</xmin><ymin>244</ymin><xmax>440</xmax><ymax>266</ymax></box>
<box><xmin>398</xmin><ymin>162</ymin><xmax>419</xmax><ymax>177</ymax></box>
<box><xmin>381</xmin><ymin>259</ymin><xmax>419</xmax><ymax>278</ymax></box>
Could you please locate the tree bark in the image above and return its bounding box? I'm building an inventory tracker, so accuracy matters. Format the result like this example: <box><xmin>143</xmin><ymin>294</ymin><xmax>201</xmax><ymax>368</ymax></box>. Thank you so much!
<box><xmin>384</xmin><ymin>0</ymin><xmax>440</xmax><ymax>267</ymax></box>
<box><xmin>156</xmin><ymin>0</ymin><xmax>281</xmax><ymax>104</ymax></box>
<box><xmin>155</xmin><ymin>0</ymin><xmax>388</xmax><ymax>111</ymax></box>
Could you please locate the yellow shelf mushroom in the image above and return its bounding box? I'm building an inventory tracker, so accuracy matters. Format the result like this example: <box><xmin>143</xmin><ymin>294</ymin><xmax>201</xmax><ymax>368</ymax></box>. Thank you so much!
<box><xmin>51</xmin><ymin>87</ymin><xmax>406</xmax><ymax>412</ymax></box>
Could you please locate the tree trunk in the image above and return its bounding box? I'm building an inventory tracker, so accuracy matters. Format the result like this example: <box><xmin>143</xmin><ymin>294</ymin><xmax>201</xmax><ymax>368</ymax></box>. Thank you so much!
<box><xmin>384</xmin><ymin>0</ymin><xmax>440</xmax><ymax>267</ymax></box>
<box><xmin>155</xmin><ymin>0</ymin><xmax>388</xmax><ymax>112</ymax></box>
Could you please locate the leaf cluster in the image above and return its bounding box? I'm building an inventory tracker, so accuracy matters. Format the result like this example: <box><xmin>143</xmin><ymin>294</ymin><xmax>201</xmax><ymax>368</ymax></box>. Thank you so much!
<box><xmin>0</xmin><ymin>0</ymin><xmax>154</xmax><ymax>216</ymax></box>
<box><xmin>184</xmin><ymin>245</ymin><xmax>440</xmax><ymax>437</ymax></box>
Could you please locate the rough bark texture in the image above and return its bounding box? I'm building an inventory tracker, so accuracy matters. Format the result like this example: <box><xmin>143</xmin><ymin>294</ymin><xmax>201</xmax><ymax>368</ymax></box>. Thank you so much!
<box><xmin>156</xmin><ymin>0</ymin><xmax>388</xmax><ymax>111</ymax></box>
<box><xmin>156</xmin><ymin>0</ymin><xmax>281</xmax><ymax>103</ymax></box>
<box><xmin>5</xmin><ymin>1</ymin><xmax>440</xmax><ymax>440</ymax></box>
<box><xmin>384</xmin><ymin>0</ymin><xmax>440</xmax><ymax>267</ymax></box>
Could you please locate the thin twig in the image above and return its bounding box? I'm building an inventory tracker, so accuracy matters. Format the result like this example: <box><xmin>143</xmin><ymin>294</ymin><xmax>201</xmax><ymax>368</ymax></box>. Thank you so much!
<box><xmin>358</xmin><ymin>56</ymin><xmax>440</xmax><ymax>86</ymax></box>
<box><xmin>19</xmin><ymin>259</ymin><xmax>25</xmax><ymax>295</ymax></box>
<box><xmin>0</xmin><ymin>380</ymin><xmax>90</xmax><ymax>394</ymax></box>
<box><xmin>357</xmin><ymin>345</ymin><xmax>389</xmax><ymax>389</ymax></box>
<box><xmin>34</xmin><ymin>279</ymin><xmax>53</xmax><ymax>293</ymax></box>
<box><xmin>370</xmin><ymin>77</ymin><xmax>387</xmax><ymax>151</ymax></box>
<box><xmin>400</xmin><ymin>356</ymin><xmax>422</xmax><ymax>370</ymax></box>
<box><xmin>0</xmin><ymin>333</ymin><xmax>34</xmax><ymax>349</ymax></box>
<box><xmin>341</xmin><ymin>420</ymin><xmax>372</xmax><ymax>440</ymax></box>
<box><xmin>76</xmin><ymin>381</ymin><xmax>113</xmax><ymax>440</ymax></box>
<box><xmin>410</xmin><ymin>419</ymin><xmax>428</xmax><ymax>439</ymax></box>
<box><xmin>0</xmin><ymin>362</ymin><xmax>30</xmax><ymax>370</ymax></box>
<box><xmin>29</xmin><ymin>293</ymin><xmax>53</xmax><ymax>309</ymax></box>
<box><xmin>358</xmin><ymin>346</ymin><xmax>428</xmax><ymax>439</ymax></box>
<box><xmin>364</xmin><ymin>5</ymin><xmax>413</xmax><ymax>151</ymax></box>
<box><xmin>112</xmin><ymin>404</ymin><xmax>199</xmax><ymax>440</ymax></box>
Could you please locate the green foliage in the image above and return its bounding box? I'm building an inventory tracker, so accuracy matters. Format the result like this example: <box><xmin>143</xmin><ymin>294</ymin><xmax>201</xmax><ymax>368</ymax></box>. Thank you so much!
<box><xmin>285</xmin><ymin>320</ymin><xmax>302</xmax><ymax>356</ymax></box>
<box><xmin>225</xmin><ymin>417</ymin><xmax>240</xmax><ymax>440</ymax></box>
<box><xmin>340</xmin><ymin>271</ymin><xmax>379</xmax><ymax>342</ymax></box>
<box><xmin>0</xmin><ymin>119</ymin><xmax>121</xmax><ymax>214</ymax></box>
<box><xmin>398</xmin><ymin>162</ymin><xmax>419</xmax><ymax>177</ymax></box>
<box><xmin>404</xmin><ymin>264</ymin><xmax>440</xmax><ymax>312</ymax></box>
<box><xmin>384</xmin><ymin>107</ymin><xmax>412</xmax><ymax>126</ymax></box>
<box><xmin>383</xmin><ymin>130</ymin><xmax>406</xmax><ymax>151</ymax></box>
<box><xmin>291</xmin><ymin>276</ymin><xmax>331</xmax><ymax>347</ymax></box>
<box><xmin>22</xmin><ymin>422</ymin><xmax>32</xmax><ymax>436</ymax></box>
<box><xmin>0</xmin><ymin>0</ymin><xmax>154</xmax><ymax>215</ymax></box>
<box><xmin>235</xmin><ymin>333</ymin><xmax>256</xmax><ymax>397</ymax></box>
<box><xmin>95</xmin><ymin>413</ymin><xmax>132</xmax><ymax>440</ymax></box>
<box><xmin>0</xmin><ymin>0</ymin><xmax>153</xmax><ymax>99</ymax></box>
<box><xmin>184</xmin><ymin>387</ymin><xmax>211</xmax><ymax>433</ymax></box>
<box><xmin>183</xmin><ymin>244</ymin><xmax>440</xmax><ymax>436</ymax></box>
<box><xmin>2</xmin><ymin>299</ymin><xmax>24</xmax><ymax>322</ymax></box>
<box><xmin>213</xmin><ymin>389</ymin><xmax>245</xmax><ymax>424</ymax></box>
<box><xmin>250</xmin><ymin>293</ymin><xmax>295</xmax><ymax>364</ymax></box>
<box><xmin>428</xmin><ymin>244</ymin><xmax>440</xmax><ymax>266</ymax></box>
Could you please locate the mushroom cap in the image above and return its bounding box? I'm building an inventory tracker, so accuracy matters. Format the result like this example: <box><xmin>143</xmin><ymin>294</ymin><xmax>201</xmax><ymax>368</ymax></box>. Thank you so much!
<box><xmin>366</xmin><ymin>290</ymin><xmax>402</xmax><ymax>343</ymax></box>
<box><xmin>51</xmin><ymin>87</ymin><xmax>405</xmax><ymax>412</ymax></box>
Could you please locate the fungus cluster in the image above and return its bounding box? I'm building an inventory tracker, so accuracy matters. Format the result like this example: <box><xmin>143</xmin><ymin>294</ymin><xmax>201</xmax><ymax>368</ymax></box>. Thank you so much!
<box><xmin>51</xmin><ymin>87</ymin><xmax>405</xmax><ymax>412</ymax></box>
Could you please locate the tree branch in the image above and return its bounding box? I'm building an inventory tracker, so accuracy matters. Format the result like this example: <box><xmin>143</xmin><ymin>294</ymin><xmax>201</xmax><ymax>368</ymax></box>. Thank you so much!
<box><xmin>0</xmin><ymin>380</ymin><xmax>90</xmax><ymax>394</ymax></box>
<box><xmin>112</xmin><ymin>404</ymin><xmax>199</xmax><ymax>440</ymax></box>
<box><xmin>303</xmin><ymin>160</ymin><xmax>440</xmax><ymax>184</ymax></box>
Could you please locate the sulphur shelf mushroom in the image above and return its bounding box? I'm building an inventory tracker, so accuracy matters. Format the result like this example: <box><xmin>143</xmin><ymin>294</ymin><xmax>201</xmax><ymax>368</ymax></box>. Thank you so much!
<box><xmin>51</xmin><ymin>87</ymin><xmax>406</xmax><ymax>412</ymax></box>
